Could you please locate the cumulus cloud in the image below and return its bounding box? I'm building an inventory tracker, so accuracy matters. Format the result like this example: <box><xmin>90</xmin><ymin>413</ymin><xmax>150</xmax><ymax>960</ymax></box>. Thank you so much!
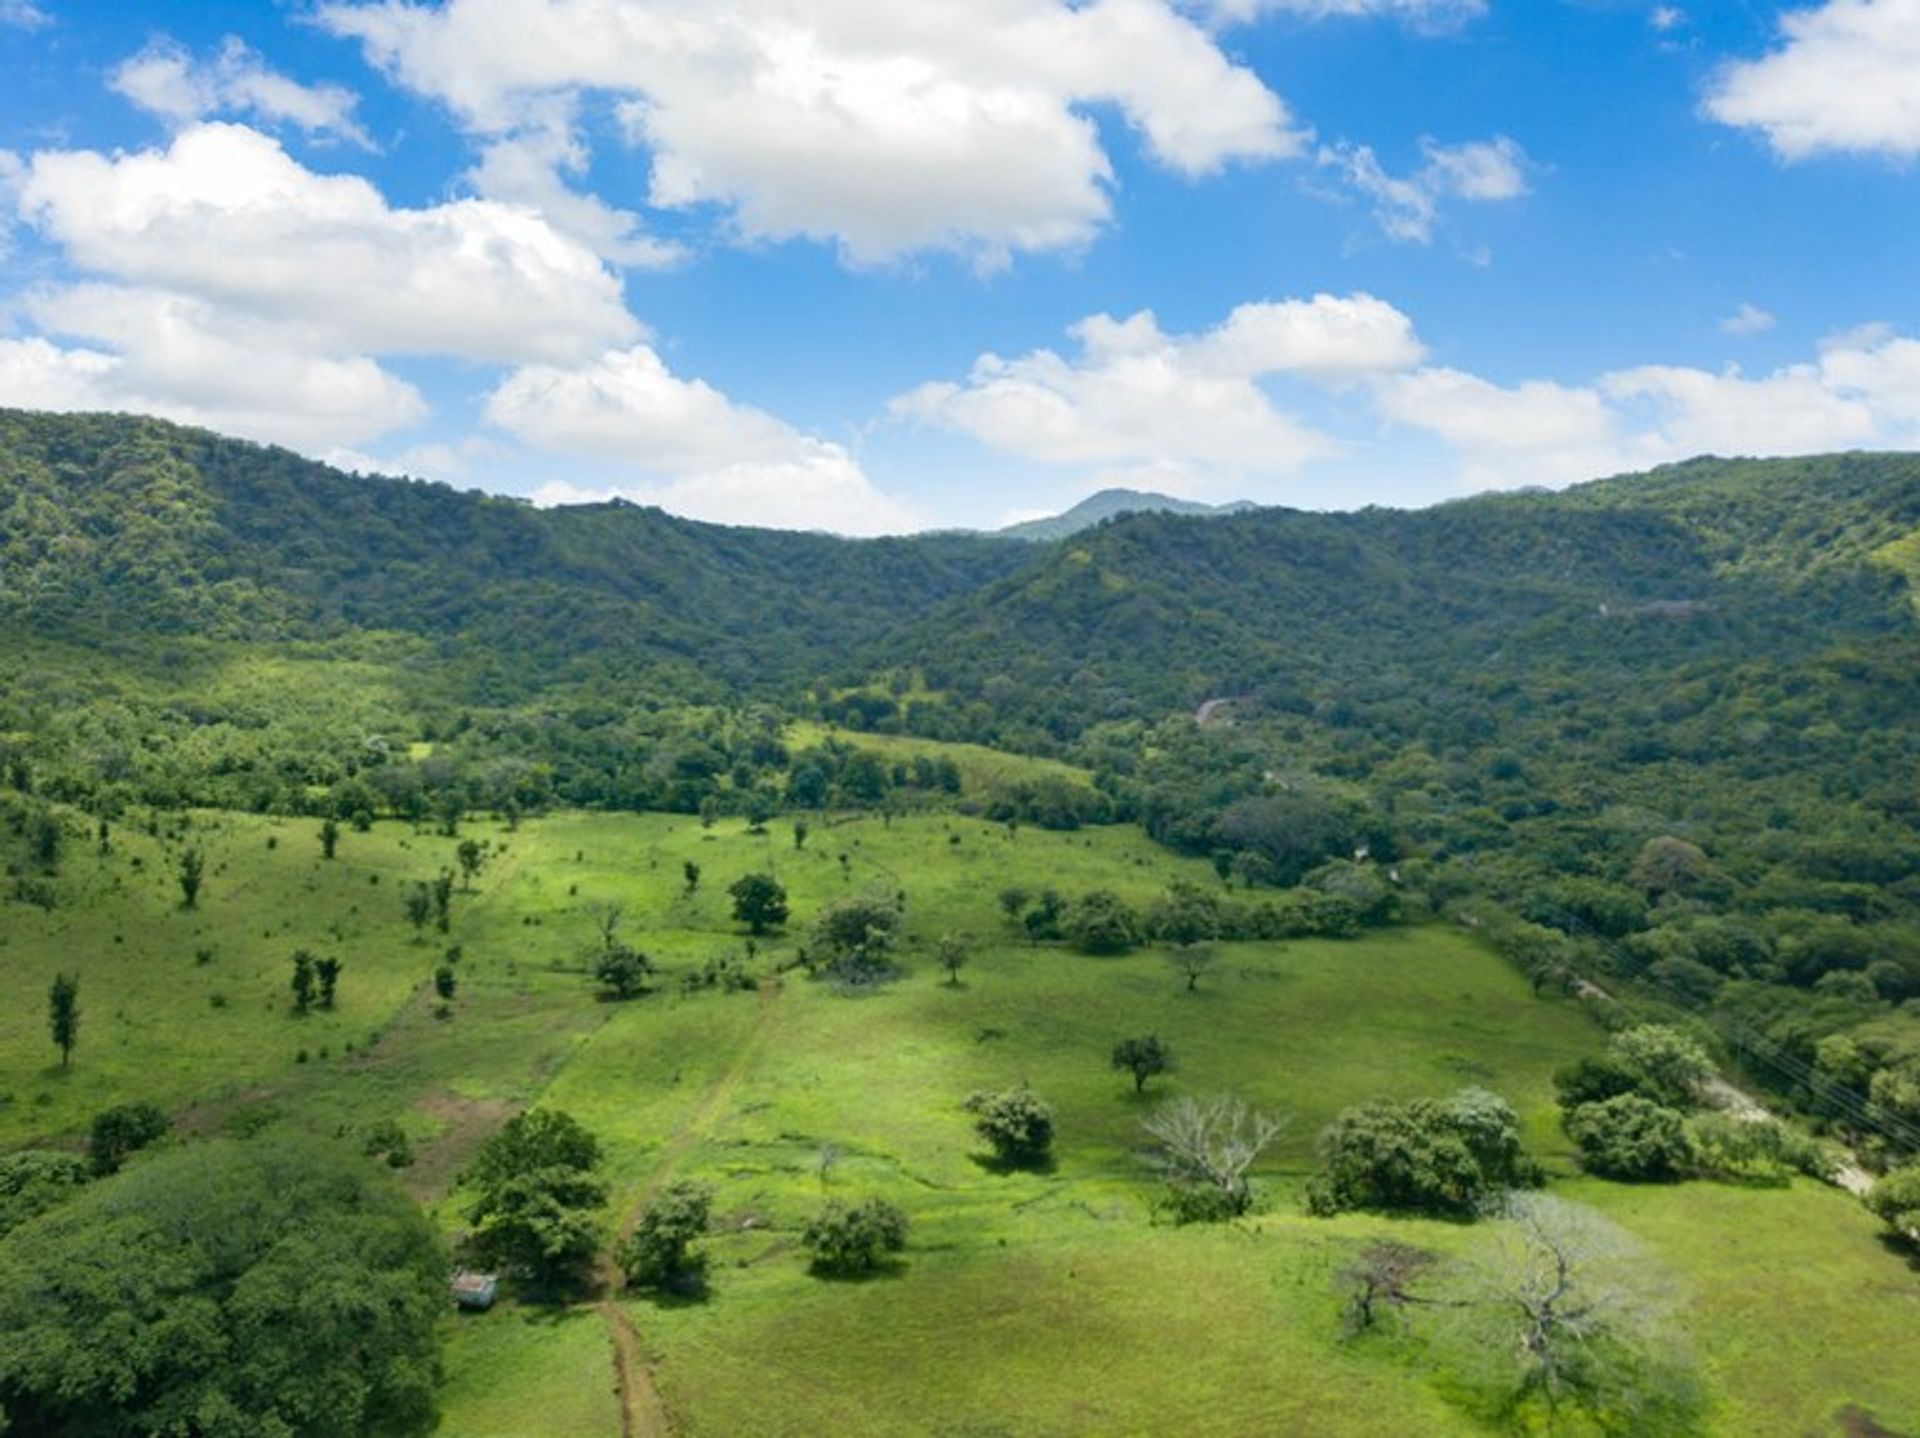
<box><xmin>893</xmin><ymin>293</ymin><xmax>1423</xmax><ymax>490</ymax></box>
<box><xmin>1704</xmin><ymin>0</ymin><xmax>1920</xmax><ymax>160</ymax></box>
<box><xmin>488</xmin><ymin>345</ymin><xmax>918</xmax><ymax>534</ymax></box>
<box><xmin>1719</xmin><ymin>302</ymin><xmax>1777</xmax><ymax>337</ymax></box>
<box><xmin>1375</xmin><ymin>367</ymin><xmax>1636</xmax><ymax>489</ymax></box>
<box><xmin>1319</xmin><ymin>135</ymin><xmax>1532</xmax><ymax>243</ymax></box>
<box><xmin>111</xmin><ymin>36</ymin><xmax>374</xmax><ymax>147</ymax></box>
<box><xmin>3</xmin><ymin>287</ymin><xmax>426</xmax><ymax>449</ymax></box>
<box><xmin>318</xmin><ymin>0</ymin><xmax>1303</xmax><ymax>266</ymax></box>
<box><xmin>466</xmin><ymin>111</ymin><xmax>680</xmax><ymax>267</ymax></box>
<box><xmin>13</xmin><ymin>123</ymin><xmax>638</xmax><ymax>364</ymax></box>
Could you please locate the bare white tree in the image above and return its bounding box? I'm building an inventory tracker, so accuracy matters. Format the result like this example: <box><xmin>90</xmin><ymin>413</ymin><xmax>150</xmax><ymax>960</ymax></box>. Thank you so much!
<box><xmin>1141</xmin><ymin>1094</ymin><xmax>1288</xmax><ymax>1218</ymax></box>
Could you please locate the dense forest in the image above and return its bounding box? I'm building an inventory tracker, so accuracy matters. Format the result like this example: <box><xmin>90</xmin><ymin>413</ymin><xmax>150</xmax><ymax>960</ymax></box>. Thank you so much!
<box><xmin>3</xmin><ymin>409</ymin><xmax>1918</xmax><ymax>1162</ymax></box>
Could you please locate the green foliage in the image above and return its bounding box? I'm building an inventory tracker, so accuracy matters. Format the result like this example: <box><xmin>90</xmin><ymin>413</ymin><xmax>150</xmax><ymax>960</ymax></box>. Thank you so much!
<box><xmin>1307</xmin><ymin>1087</ymin><xmax>1537</xmax><ymax>1217</ymax></box>
<box><xmin>0</xmin><ymin>1135</ymin><xmax>444</xmax><ymax>1438</ymax></box>
<box><xmin>87</xmin><ymin>1102</ymin><xmax>170</xmax><ymax>1176</ymax></box>
<box><xmin>1111</xmin><ymin>1033</ymin><xmax>1174</xmax><ymax>1094</ymax></box>
<box><xmin>1566</xmin><ymin>1094</ymin><xmax>1694</xmax><ymax>1181</ymax></box>
<box><xmin>932</xmin><ymin>932</ymin><xmax>970</xmax><ymax>985</ymax></box>
<box><xmin>46</xmin><ymin>972</ymin><xmax>78</xmax><ymax>1069</ymax></box>
<box><xmin>594</xmin><ymin>945</ymin><xmax>654</xmax><ymax>999</ymax></box>
<box><xmin>1687</xmin><ymin>1112</ymin><xmax>1832</xmax><ymax>1185</ymax></box>
<box><xmin>1063</xmin><ymin>889</ymin><xmax>1141</xmax><ymax>954</ymax></box>
<box><xmin>728</xmin><ymin>873</ymin><xmax>789</xmax><ymax>935</ymax></box>
<box><xmin>465</xmin><ymin>1110</ymin><xmax>607</xmax><ymax>1295</ymax></box>
<box><xmin>964</xmin><ymin>1085</ymin><xmax>1055</xmax><ymax>1167</ymax></box>
<box><xmin>810</xmin><ymin>892</ymin><xmax>903</xmax><ymax>980</ymax></box>
<box><xmin>1606</xmin><ymin>1025</ymin><xmax>1716</xmax><ymax>1111</ymax></box>
<box><xmin>290</xmin><ymin>950</ymin><xmax>317</xmax><ymax>1014</ymax></box>
<box><xmin>178</xmin><ymin>847</ymin><xmax>205</xmax><ymax>908</ymax></box>
<box><xmin>1865</xmin><ymin>1165</ymin><xmax>1920</xmax><ymax>1236</ymax></box>
<box><xmin>0</xmin><ymin>1151</ymin><xmax>90</xmax><ymax>1239</ymax></box>
<box><xmin>1143</xmin><ymin>1093</ymin><xmax>1288</xmax><ymax>1221</ymax></box>
<box><xmin>801</xmin><ymin>1196</ymin><xmax>908</xmax><ymax>1276</ymax></box>
<box><xmin>362</xmin><ymin>1120</ymin><xmax>414</xmax><ymax>1170</ymax></box>
<box><xmin>618</xmin><ymin>1179</ymin><xmax>714</xmax><ymax>1293</ymax></box>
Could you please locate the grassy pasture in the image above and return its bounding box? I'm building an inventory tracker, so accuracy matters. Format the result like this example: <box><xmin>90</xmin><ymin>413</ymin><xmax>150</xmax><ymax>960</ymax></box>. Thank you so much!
<box><xmin>2</xmin><ymin>806</ymin><xmax>1917</xmax><ymax>1435</ymax></box>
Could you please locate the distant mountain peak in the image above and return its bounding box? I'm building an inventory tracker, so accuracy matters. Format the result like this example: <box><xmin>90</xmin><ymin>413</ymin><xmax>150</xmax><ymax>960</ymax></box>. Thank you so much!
<box><xmin>996</xmin><ymin>489</ymin><xmax>1258</xmax><ymax>541</ymax></box>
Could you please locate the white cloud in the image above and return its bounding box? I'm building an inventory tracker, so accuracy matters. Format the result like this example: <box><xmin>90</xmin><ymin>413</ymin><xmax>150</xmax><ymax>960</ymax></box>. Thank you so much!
<box><xmin>14</xmin><ymin>284</ymin><xmax>426</xmax><ymax>448</ymax></box>
<box><xmin>319</xmin><ymin>0</ymin><xmax>1302</xmax><ymax>266</ymax></box>
<box><xmin>467</xmin><ymin>111</ymin><xmax>680</xmax><ymax>267</ymax></box>
<box><xmin>1704</xmin><ymin>0</ymin><xmax>1920</xmax><ymax>160</ymax></box>
<box><xmin>1196</xmin><ymin>0</ymin><xmax>1483</xmax><ymax>25</ymax></box>
<box><xmin>14</xmin><ymin>123</ymin><xmax>638</xmax><ymax>364</ymax></box>
<box><xmin>893</xmin><ymin>293</ymin><xmax>1422</xmax><ymax>488</ymax></box>
<box><xmin>488</xmin><ymin>345</ymin><xmax>918</xmax><ymax>534</ymax></box>
<box><xmin>111</xmin><ymin>36</ymin><xmax>373</xmax><ymax>147</ymax></box>
<box><xmin>1719</xmin><ymin>302</ymin><xmax>1777</xmax><ymax>337</ymax></box>
<box><xmin>0</xmin><ymin>1</ymin><xmax>49</xmax><ymax>31</ymax></box>
<box><xmin>1650</xmin><ymin>6</ymin><xmax>1686</xmax><ymax>32</ymax></box>
<box><xmin>1375</xmin><ymin>366</ymin><xmax>1636</xmax><ymax>489</ymax></box>
<box><xmin>1319</xmin><ymin>134</ymin><xmax>1532</xmax><ymax>243</ymax></box>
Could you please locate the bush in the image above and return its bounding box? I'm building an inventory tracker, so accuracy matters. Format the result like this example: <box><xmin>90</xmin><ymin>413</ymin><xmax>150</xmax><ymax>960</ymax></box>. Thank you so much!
<box><xmin>363</xmin><ymin>1118</ymin><xmax>416</xmax><ymax>1169</ymax></box>
<box><xmin>811</xmin><ymin>893</ymin><xmax>904</xmax><ymax>985</ymax></box>
<box><xmin>595</xmin><ymin>945</ymin><xmax>655</xmax><ymax>999</ymax></box>
<box><xmin>802</xmin><ymin>1196</ymin><xmax>908</xmax><ymax>1275</ymax></box>
<box><xmin>1687</xmin><ymin>1113</ymin><xmax>1832</xmax><ymax>1185</ymax></box>
<box><xmin>618</xmin><ymin>1179</ymin><xmax>713</xmax><ymax>1293</ymax></box>
<box><xmin>964</xmin><ymin>1086</ymin><xmax>1054</xmax><ymax>1167</ymax></box>
<box><xmin>1566</xmin><ymin>1094</ymin><xmax>1693</xmax><ymax>1181</ymax></box>
<box><xmin>1064</xmin><ymin>890</ymin><xmax>1141</xmax><ymax>954</ymax></box>
<box><xmin>1307</xmin><ymin>1088</ymin><xmax>1538</xmax><ymax>1217</ymax></box>
<box><xmin>0</xmin><ymin>1150</ymin><xmax>90</xmax><ymax>1238</ymax></box>
<box><xmin>1866</xmin><ymin>1165</ymin><xmax>1920</xmax><ymax>1236</ymax></box>
<box><xmin>1608</xmin><ymin>1025</ymin><xmax>1716</xmax><ymax>1110</ymax></box>
<box><xmin>87</xmin><ymin>1102</ymin><xmax>170</xmax><ymax>1176</ymax></box>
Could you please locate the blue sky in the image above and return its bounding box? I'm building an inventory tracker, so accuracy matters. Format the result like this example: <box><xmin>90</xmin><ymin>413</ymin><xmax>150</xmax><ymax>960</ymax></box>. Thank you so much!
<box><xmin>2</xmin><ymin>0</ymin><xmax>1918</xmax><ymax>532</ymax></box>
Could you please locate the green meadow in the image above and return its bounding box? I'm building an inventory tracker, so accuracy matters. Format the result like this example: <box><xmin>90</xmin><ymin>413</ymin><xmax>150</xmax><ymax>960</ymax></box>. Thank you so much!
<box><xmin>3</xmin><ymin>806</ymin><xmax>1916</xmax><ymax>1436</ymax></box>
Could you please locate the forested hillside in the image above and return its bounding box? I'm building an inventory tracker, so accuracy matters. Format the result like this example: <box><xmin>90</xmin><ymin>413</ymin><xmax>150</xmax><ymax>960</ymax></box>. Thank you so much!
<box><xmin>5</xmin><ymin>410</ymin><xmax>1920</xmax><ymax>1158</ymax></box>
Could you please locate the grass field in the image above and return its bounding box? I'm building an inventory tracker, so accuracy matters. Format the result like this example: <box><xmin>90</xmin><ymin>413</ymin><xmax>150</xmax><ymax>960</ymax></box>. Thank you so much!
<box><xmin>3</xmin><ymin>804</ymin><xmax>1916</xmax><ymax>1436</ymax></box>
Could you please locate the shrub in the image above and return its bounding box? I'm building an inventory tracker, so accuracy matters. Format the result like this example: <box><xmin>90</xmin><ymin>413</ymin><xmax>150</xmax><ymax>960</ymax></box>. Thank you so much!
<box><xmin>1687</xmin><ymin>1113</ymin><xmax>1832</xmax><ymax>1185</ymax></box>
<box><xmin>802</xmin><ymin>1196</ymin><xmax>908</xmax><ymax>1275</ymax></box>
<box><xmin>618</xmin><ymin>1180</ymin><xmax>713</xmax><ymax>1293</ymax></box>
<box><xmin>964</xmin><ymin>1086</ymin><xmax>1054</xmax><ymax>1167</ymax></box>
<box><xmin>1566</xmin><ymin>1095</ymin><xmax>1693</xmax><ymax>1181</ymax></box>
<box><xmin>1866</xmin><ymin>1165</ymin><xmax>1920</xmax><ymax>1237</ymax></box>
<box><xmin>1307</xmin><ymin>1088</ymin><xmax>1537</xmax><ymax>1217</ymax></box>
<box><xmin>1064</xmin><ymin>890</ymin><xmax>1141</xmax><ymax>954</ymax></box>
<box><xmin>87</xmin><ymin>1102</ymin><xmax>170</xmax><ymax>1176</ymax></box>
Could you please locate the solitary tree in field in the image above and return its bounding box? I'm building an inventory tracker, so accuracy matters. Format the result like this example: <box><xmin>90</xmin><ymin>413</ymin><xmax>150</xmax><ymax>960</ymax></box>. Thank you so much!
<box><xmin>1112</xmin><ymin>1034</ymin><xmax>1175</xmax><ymax>1094</ymax></box>
<box><xmin>1167</xmin><ymin>943</ymin><xmax>1219</xmax><ymax>993</ymax></box>
<box><xmin>431</xmin><ymin>872</ymin><xmax>454</xmax><ymax>933</ymax></box>
<box><xmin>934</xmin><ymin>933</ymin><xmax>970</xmax><ymax>987</ymax></box>
<box><xmin>404</xmin><ymin>883</ymin><xmax>432</xmax><ymax>936</ymax></box>
<box><xmin>456</xmin><ymin>839</ymin><xmax>485</xmax><ymax>889</ymax></box>
<box><xmin>177</xmin><ymin>848</ymin><xmax>205</xmax><ymax>908</ymax></box>
<box><xmin>1142</xmin><ymin>1094</ymin><xmax>1287</xmax><ymax>1221</ymax></box>
<box><xmin>48</xmin><ymin>973</ymin><xmax>79</xmax><ymax>1069</ymax></box>
<box><xmin>290</xmin><ymin>951</ymin><xmax>317</xmax><ymax>1014</ymax></box>
<box><xmin>319</xmin><ymin>819</ymin><xmax>340</xmax><ymax>860</ymax></box>
<box><xmin>683</xmin><ymin>860</ymin><xmax>701</xmax><ymax>897</ymax></box>
<box><xmin>434</xmin><ymin>964</ymin><xmax>457</xmax><ymax>1002</ymax></box>
<box><xmin>793</xmin><ymin>820</ymin><xmax>809</xmax><ymax>851</ymax></box>
<box><xmin>315</xmin><ymin>956</ymin><xmax>343</xmax><ymax>1010</ymax></box>
<box><xmin>729</xmin><ymin>873</ymin><xmax>789</xmax><ymax>935</ymax></box>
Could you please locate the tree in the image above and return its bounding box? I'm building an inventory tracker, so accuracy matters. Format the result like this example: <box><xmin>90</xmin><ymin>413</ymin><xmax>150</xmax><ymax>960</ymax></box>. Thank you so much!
<box><xmin>87</xmin><ymin>1102</ymin><xmax>169</xmax><ymax>1175</ymax></box>
<box><xmin>1607</xmin><ymin>1025</ymin><xmax>1715</xmax><ymax>1110</ymax></box>
<box><xmin>1166</xmin><ymin>942</ymin><xmax>1218</xmax><ymax>993</ymax></box>
<box><xmin>47</xmin><ymin>972</ymin><xmax>78</xmax><ymax>1069</ymax></box>
<box><xmin>0</xmin><ymin>1150</ymin><xmax>91</xmax><ymax>1239</ymax></box>
<box><xmin>1142</xmin><ymin>1094</ymin><xmax>1287</xmax><ymax>1221</ymax></box>
<box><xmin>1064</xmin><ymin>889</ymin><xmax>1141</xmax><ymax>954</ymax></box>
<box><xmin>1436</xmin><ymin>1193</ymin><xmax>1703</xmax><ymax>1433</ymax></box>
<box><xmin>316</xmin><ymin>955</ymin><xmax>343</xmax><ymax>1009</ymax></box>
<box><xmin>933</xmin><ymin>932</ymin><xmax>969</xmax><ymax>987</ymax></box>
<box><xmin>432</xmin><ymin>872</ymin><xmax>454</xmax><ymax>933</ymax></box>
<box><xmin>1565</xmin><ymin>1095</ymin><xmax>1693</xmax><ymax>1181</ymax></box>
<box><xmin>729</xmin><ymin>872</ymin><xmax>789</xmax><ymax>935</ymax></box>
<box><xmin>1629</xmin><ymin>836</ymin><xmax>1725</xmax><ymax>899</ymax></box>
<box><xmin>793</xmin><ymin>819</ymin><xmax>809</xmax><ymax>851</ymax></box>
<box><xmin>965</xmin><ymin>1086</ymin><xmax>1054</xmax><ymax>1167</ymax></box>
<box><xmin>811</xmin><ymin>892</ymin><xmax>901</xmax><ymax>983</ymax></box>
<box><xmin>1112</xmin><ymin>1034</ymin><xmax>1175</xmax><ymax>1094</ymax></box>
<box><xmin>456</xmin><ymin>838</ymin><xmax>485</xmax><ymax>888</ymax></box>
<box><xmin>434</xmin><ymin>963</ymin><xmax>457</xmax><ymax>1002</ymax></box>
<box><xmin>466</xmin><ymin>1110</ymin><xmax>607</xmax><ymax>1296</ymax></box>
<box><xmin>320</xmin><ymin>817</ymin><xmax>340</xmax><ymax>859</ymax></box>
<box><xmin>1338</xmin><ymin>1240</ymin><xmax>1437</xmax><ymax>1336</ymax></box>
<box><xmin>404</xmin><ymin>881</ymin><xmax>433</xmax><ymax>935</ymax></box>
<box><xmin>1866</xmin><ymin>1165</ymin><xmax>1920</xmax><ymax>1237</ymax></box>
<box><xmin>595</xmin><ymin>945</ymin><xmax>655</xmax><ymax>999</ymax></box>
<box><xmin>1307</xmin><ymin>1088</ymin><xmax>1537</xmax><ymax>1218</ymax></box>
<box><xmin>997</xmin><ymin>887</ymin><xmax>1031</xmax><ymax>926</ymax></box>
<box><xmin>618</xmin><ymin>1179</ymin><xmax>714</xmax><ymax>1293</ymax></box>
<box><xmin>0</xmin><ymin>1136</ymin><xmax>445</xmax><ymax>1438</ymax></box>
<box><xmin>290</xmin><ymin>950</ymin><xmax>317</xmax><ymax>1014</ymax></box>
<box><xmin>177</xmin><ymin>847</ymin><xmax>204</xmax><ymax>908</ymax></box>
<box><xmin>683</xmin><ymin>860</ymin><xmax>701</xmax><ymax>896</ymax></box>
<box><xmin>801</xmin><ymin>1196</ymin><xmax>908</xmax><ymax>1276</ymax></box>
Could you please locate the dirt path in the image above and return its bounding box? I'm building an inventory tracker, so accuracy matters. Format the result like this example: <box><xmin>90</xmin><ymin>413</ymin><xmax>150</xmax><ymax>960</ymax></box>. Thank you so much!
<box><xmin>597</xmin><ymin>977</ymin><xmax>784</xmax><ymax>1438</ymax></box>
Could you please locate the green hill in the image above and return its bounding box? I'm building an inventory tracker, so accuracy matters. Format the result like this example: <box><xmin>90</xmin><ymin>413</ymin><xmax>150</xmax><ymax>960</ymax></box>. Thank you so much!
<box><xmin>995</xmin><ymin>487</ymin><xmax>1257</xmax><ymax>541</ymax></box>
